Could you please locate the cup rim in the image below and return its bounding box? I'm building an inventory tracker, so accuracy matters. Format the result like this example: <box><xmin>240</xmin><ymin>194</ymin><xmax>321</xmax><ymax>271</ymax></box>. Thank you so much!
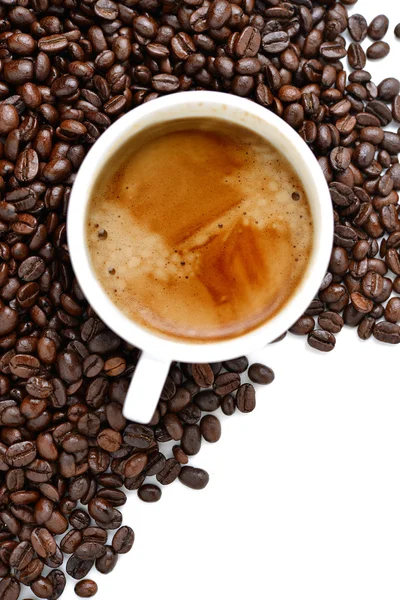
<box><xmin>67</xmin><ymin>90</ymin><xmax>333</xmax><ymax>362</ymax></box>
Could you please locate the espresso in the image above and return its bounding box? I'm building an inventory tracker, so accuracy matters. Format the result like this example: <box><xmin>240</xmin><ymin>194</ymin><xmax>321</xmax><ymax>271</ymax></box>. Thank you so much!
<box><xmin>86</xmin><ymin>118</ymin><xmax>313</xmax><ymax>342</ymax></box>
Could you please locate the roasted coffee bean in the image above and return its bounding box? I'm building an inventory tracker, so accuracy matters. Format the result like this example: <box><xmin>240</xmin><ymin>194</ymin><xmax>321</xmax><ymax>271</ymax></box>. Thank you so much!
<box><xmin>160</xmin><ymin>376</ymin><xmax>176</xmax><ymax>402</ymax></box>
<box><xmin>156</xmin><ymin>458</ymin><xmax>181</xmax><ymax>485</ymax></box>
<box><xmin>74</xmin><ymin>542</ymin><xmax>106</xmax><ymax>560</ymax></box>
<box><xmin>193</xmin><ymin>390</ymin><xmax>220</xmax><ymax>412</ymax></box>
<box><xmin>236</xmin><ymin>26</ymin><xmax>261</xmax><ymax>57</ymax></box>
<box><xmin>248</xmin><ymin>363</ymin><xmax>275</xmax><ymax>385</ymax></box>
<box><xmin>262</xmin><ymin>31</ymin><xmax>289</xmax><ymax>54</ymax></box>
<box><xmin>362</xmin><ymin>271</ymin><xmax>384</xmax><ymax>299</ymax></box>
<box><xmin>123</xmin><ymin>424</ymin><xmax>154</xmax><ymax>448</ymax></box>
<box><xmin>60</xmin><ymin>530</ymin><xmax>83</xmax><ymax>554</ymax></box>
<box><xmin>351</xmin><ymin>292</ymin><xmax>374</xmax><ymax>314</ymax></box>
<box><xmin>222</xmin><ymin>357</ymin><xmax>249</xmax><ymax>373</ymax></box>
<box><xmin>200</xmin><ymin>415</ymin><xmax>221</xmax><ymax>443</ymax></box>
<box><xmin>191</xmin><ymin>364</ymin><xmax>214</xmax><ymax>388</ymax></box>
<box><xmin>0</xmin><ymin>577</ymin><xmax>20</xmax><ymax>600</ymax></box>
<box><xmin>82</xmin><ymin>528</ymin><xmax>107</xmax><ymax>545</ymax></box>
<box><xmin>6</xmin><ymin>441</ymin><xmax>36</xmax><ymax>467</ymax></box>
<box><xmin>348</xmin><ymin>43</ymin><xmax>366</xmax><ymax>70</ymax></box>
<box><xmin>181</xmin><ymin>425</ymin><xmax>201</xmax><ymax>456</ymax></box>
<box><xmin>31</xmin><ymin>576</ymin><xmax>54</xmax><ymax>598</ymax></box>
<box><xmin>368</xmin><ymin>15</ymin><xmax>389</xmax><ymax>40</ymax></box>
<box><xmin>348</xmin><ymin>14</ymin><xmax>368</xmax><ymax>42</ymax></box>
<box><xmin>213</xmin><ymin>372</ymin><xmax>240</xmax><ymax>395</ymax></box>
<box><xmin>378</xmin><ymin>78</ymin><xmax>400</xmax><ymax>101</ymax></box>
<box><xmin>373</xmin><ymin>321</ymin><xmax>400</xmax><ymax>344</ymax></box>
<box><xmin>47</xmin><ymin>570</ymin><xmax>66</xmax><ymax>600</ymax></box>
<box><xmin>18</xmin><ymin>557</ymin><xmax>44</xmax><ymax>585</ymax></box>
<box><xmin>138</xmin><ymin>484</ymin><xmax>162</xmax><ymax>503</ymax></box>
<box><xmin>308</xmin><ymin>330</ymin><xmax>336</xmax><ymax>352</ymax></box>
<box><xmin>75</xmin><ymin>580</ymin><xmax>98</xmax><ymax>598</ymax></box>
<box><xmin>290</xmin><ymin>315</ymin><xmax>315</xmax><ymax>335</ymax></box>
<box><xmin>163</xmin><ymin>414</ymin><xmax>184</xmax><ymax>441</ymax></box>
<box><xmin>384</xmin><ymin>298</ymin><xmax>400</xmax><ymax>323</ymax></box>
<box><xmin>207</xmin><ymin>0</ymin><xmax>231</xmax><ymax>29</ymax></box>
<box><xmin>330</xmin><ymin>147</ymin><xmax>352</xmax><ymax>171</ymax></box>
<box><xmin>69</xmin><ymin>511</ymin><xmax>90</xmax><ymax>531</ymax></box>
<box><xmin>31</xmin><ymin>527</ymin><xmax>56</xmax><ymax>558</ymax></box>
<box><xmin>9</xmin><ymin>541</ymin><xmax>34</xmax><ymax>570</ymax></box>
<box><xmin>179</xmin><ymin>466</ymin><xmax>209</xmax><ymax>490</ymax></box>
<box><xmin>386</xmin><ymin>249</ymin><xmax>400</xmax><ymax>275</ymax></box>
<box><xmin>97</xmin><ymin>429</ymin><xmax>122</xmax><ymax>453</ymax></box>
<box><xmin>236</xmin><ymin>383</ymin><xmax>256</xmax><ymax>413</ymax></box>
<box><xmin>173</xmin><ymin>445</ymin><xmax>189</xmax><ymax>464</ymax></box>
<box><xmin>218</xmin><ymin>394</ymin><xmax>234</xmax><ymax>416</ymax></box>
<box><xmin>367</xmin><ymin>42</ymin><xmax>390</xmax><ymax>60</ymax></box>
<box><xmin>122</xmin><ymin>453</ymin><xmax>148</xmax><ymax>478</ymax></box>
<box><xmin>318</xmin><ymin>311</ymin><xmax>344</xmax><ymax>334</ymax></box>
<box><xmin>111</xmin><ymin>526</ymin><xmax>134</xmax><ymax>554</ymax></box>
<box><xmin>143</xmin><ymin>452</ymin><xmax>165</xmax><ymax>477</ymax></box>
<box><xmin>168</xmin><ymin>388</ymin><xmax>191</xmax><ymax>413</ymax></box>
<box><xmin>358</xmin><ymin>316</ymin><xmax>375</xmax><ymax>341</ymax></box>
<box><xmin>66</xmin><ymin>555</ymin><xmax>94</xmax><ymax>580</ymax></box>
<box><xmin>0</xmin><ymin>106</ymin><xmax>19</xmax><ymax>135</ymax></box>
<box><xmin>88</xmin><ymin>498</ymin><xmax>114</xmax><ymax>524</ymax></box>
<box><xmin>366</xmin><ymin>100</ymin><xmax>392</xmax><ymax>126</ymax></box>
<box><xmin>43</xmin><ymin>547</ymin><xmax>63</xmax><ymax>570</ymax></box>
<box><xmin>95</xmin><ymin>546</ymin><xmax>117</xmax><ymax>574</ymax></box>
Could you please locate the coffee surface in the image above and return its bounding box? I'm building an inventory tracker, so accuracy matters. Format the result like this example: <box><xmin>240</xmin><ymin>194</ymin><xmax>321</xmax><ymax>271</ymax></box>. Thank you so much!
<box><xmin>86</xmin><ymin>118</ymin><xmax>313</xmax><ymax>341</ymax></box>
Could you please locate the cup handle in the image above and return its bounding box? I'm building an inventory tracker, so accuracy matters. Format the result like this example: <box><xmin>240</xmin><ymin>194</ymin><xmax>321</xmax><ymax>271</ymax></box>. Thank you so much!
<box><xmin>122</xmin><ymin>352</ymin><xmax>171</xmax><ymax>424</ymax></box>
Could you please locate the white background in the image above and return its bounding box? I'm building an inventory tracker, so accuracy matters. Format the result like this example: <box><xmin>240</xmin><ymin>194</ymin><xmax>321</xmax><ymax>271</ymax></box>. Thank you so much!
<box><xmin>69</xmin><ymin>2</ymin><xmax>399</xmax><ymax>599</ymax></box>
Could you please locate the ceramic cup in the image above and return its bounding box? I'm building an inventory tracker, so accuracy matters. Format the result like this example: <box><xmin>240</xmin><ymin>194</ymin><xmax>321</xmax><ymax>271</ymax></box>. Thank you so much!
<box><xmin>68</xmin><ymin>90</ymin><xmax>333</xmax><ymax>424</ymax></box>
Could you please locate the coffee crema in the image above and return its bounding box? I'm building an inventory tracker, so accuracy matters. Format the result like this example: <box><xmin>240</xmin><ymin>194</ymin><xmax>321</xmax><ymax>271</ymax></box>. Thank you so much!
<box><xmin>86</xmin><ymin>118</ymin><xmax>313</xmax><ymax>342</ymax></box>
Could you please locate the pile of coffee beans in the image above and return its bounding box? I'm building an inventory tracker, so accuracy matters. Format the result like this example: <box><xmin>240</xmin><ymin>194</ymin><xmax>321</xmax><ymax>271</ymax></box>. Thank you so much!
<box><xmin>0</xmin><ymin>0</ymin><xmax>399</xmax><ymax>597</ymax></box>
<box><xmin>1</xmin><ymin>0</ymin><xmax>396</xmax><ymax>357</ymax></box>
<box><xmin>0</xmin><ymin>319</ymin><xmax>273</xmax><ymax>600</ymax></box>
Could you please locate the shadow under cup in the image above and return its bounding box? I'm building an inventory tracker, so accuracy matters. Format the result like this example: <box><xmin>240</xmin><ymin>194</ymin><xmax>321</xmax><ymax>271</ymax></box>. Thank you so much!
<box><xmin>68</xmin><ymin>91</ymin><xmax>333</xmax><ymax>423</ymax></box>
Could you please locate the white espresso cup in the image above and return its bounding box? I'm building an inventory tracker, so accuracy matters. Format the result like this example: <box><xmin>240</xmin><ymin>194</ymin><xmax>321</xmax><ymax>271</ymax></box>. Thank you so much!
<box><xmin>68</xmin><ymin>91</ymin><xmax>333</xmax><ymax>424</ymax></box>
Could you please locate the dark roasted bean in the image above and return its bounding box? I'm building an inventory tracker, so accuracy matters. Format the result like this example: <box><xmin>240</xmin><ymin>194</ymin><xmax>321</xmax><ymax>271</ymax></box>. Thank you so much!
<box><xmin>75</xmin><ymin>580</ymin><xmax>98</xmax><ymax>598</ymax></box>
<box><xmin>74</xmin><ymin>542</ymin><xmax>106</xmax><ymax>560</ymax></box>
<box><xmin>200</xmin><ymin>415</ymin><xmax>221</xmax><ymax>443</ymax></box>
<box><xmin>373</xmin><ymin>321</ymin><xmax>400</xmax><ymax>344</ymax></box>
<box><xmin>222</xmin><ymin>357</ymin><xmax>249</xmax><ymax>373</ymax></box>
<box><xmin>236</xmin><ymin>383</ymin><xmax>256</xmax><ymax>413</ymax></box>
<box><xmin>66</xmin><ymin>555</ymin><xmax>94</xmax><ymax>581</ymax></box>
<box><xmin>0</xmin><ymin>578</ymin><xmax>20</xmax><ymax>600</ymax></box>
<box><xmin>191</xmin><ymin>364</ymin><xmax>214</xmax><ymax>388</ymax></box>
<box><xmin>348</xmin><ymin>43</ymin><xmax>366</xmax><ymax>70</ymax></box>
<box><xmin>348</xmin><ymin>14</ymin><xmax>368</xmax><ymax>42</ymax></box>
<box><xmin>213</xmin><ymin>372</ymin><xmax>240</xmax><ymax>395</ymax></box>
<box><xmin>290</xmin><ymin>315</ymin><xmax>315</xmax><ymax>335</ymax></box>
<box><xmin>179</xmin><ymin>466</ymin><xmax>209</xmax><ymax>490</ymax></box>
<box><xmin>156</xmin><ymin>458</ymin><xmax>181</xmax><ymax>485</ymax></box>
<box><xmin>367</xmin><ymin>41</ymin><xmax>390</xmax><ymax>60</ymax></box>
<box><xmin>111</xmin><ymin>526</ymin><xmax>134</xmax><ymax>554</ymax></box>
<box><xmin>95</xmin><ymin>546</ymin><xmax>117</xmax><ymax>574</ymax></box>
<box><xmin>9</xmin><ymin>541</ymin><xmax>34</xmax><ymax>570</ymax></box>
<box><xmin>193</xmin><ymin>390</ymin><xmax>220</xmax><ymax>412</ymax></box>
<box><xmin>31</xmin><ymin>527</ymin><xmax>56</xmax><ymax>558</ymax></box>
<box><xmin>308</xmin><ymin>330</ymin><xmax>336</xmax><ymax>352</ymax></box>
<box><xmin>246</xmin><ymin>359</ymin><xmax>276</xmax><ymax>385</ymax></box>
<box><xmin>181</xmin><ymin>424</ymin><xmax>201</xmax><ymax>456</ymax></box>
<box><xmin>368</xmin><ymin>15</ymin><xmax>389</xmax><ymax>40</ymax></box>
<box><xmin>138</xmin><ymin>484</ymin><xmax>162</xmax><ymax>503</ymax></box>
